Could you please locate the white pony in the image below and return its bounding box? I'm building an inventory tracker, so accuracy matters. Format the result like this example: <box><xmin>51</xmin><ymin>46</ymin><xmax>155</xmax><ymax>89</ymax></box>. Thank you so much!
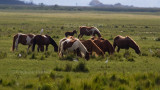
<box><xmin>59</xmin><ymin>36</ymin><xmax>90</xmax><ymax>60</ymax></box>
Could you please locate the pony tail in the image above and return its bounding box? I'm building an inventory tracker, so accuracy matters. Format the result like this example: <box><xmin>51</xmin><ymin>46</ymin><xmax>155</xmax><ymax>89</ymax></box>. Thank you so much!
<box><xmin>12</xmin><ymin>35</ymin><xmax>16</xmax><ymax>51</ymax></box>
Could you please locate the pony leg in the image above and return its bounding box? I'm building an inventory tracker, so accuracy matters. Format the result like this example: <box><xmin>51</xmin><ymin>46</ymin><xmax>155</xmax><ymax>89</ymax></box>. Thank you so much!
<box><xmin>15</xmin><ymin>44</ymin><xmax>18</xmax><ymax>51</ymax></box>
<box><xmin>27</xmin><ymin>45</ymin><xmax>31</xmax><ymax>53</ymax></box>
<box><xmin>46</xmin><ymin>45</ymin><xmax>48</xmax><ymax>51</ymax></box>
<box><xmin>37</xmin><ymin>45</ymin><xmax>40</xmax><ymax>52</ymax></box>
<box><xmin>78</xmin><ymin>34</ymin><xmax>81</xmax><ymax>38</ymax></box>
<box><xmin>117</xmin><ymin>47</ymin><xmax>120</xmax><ymax>52</ymax></box>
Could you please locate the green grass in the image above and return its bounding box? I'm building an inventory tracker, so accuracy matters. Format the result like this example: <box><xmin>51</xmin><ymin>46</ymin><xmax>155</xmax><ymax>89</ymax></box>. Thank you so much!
<box><xmin>0</xmin><ymin>10</ymin><xmax>160</xmax><ymax>89</ymax></box>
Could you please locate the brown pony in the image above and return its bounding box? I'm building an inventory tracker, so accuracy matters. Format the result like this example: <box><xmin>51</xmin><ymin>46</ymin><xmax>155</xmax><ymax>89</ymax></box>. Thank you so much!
<box><xmin>12</xmin><ymin>33</ymin><xmax>35</xmax><ymax>52</ymax></box>
<box><xmin>113</xmin><ymin>35</ymin><xmax>141</xmax><ymax>54</ymax></box>
<box><xmin>78</xmin><ymin>26</ymin><xmax>102</xmax><ymax>38</ymax></box>
<box><xmin>32</xmin><ymin>35</ymin><xmax>58</xmax><ymax>52</ymax></box>
<box><xmin>91</xmin><ymin>37</ymin><xmax>115</xmax><ymax>55</ymax></box>
<box><xmin>65</xmin><ymin>30</ymin><xmax>77</xmax><ymax>37</ymax></box>
<box><xmin>80</xmin><ymin>40</ymin><xmax>104</xmax><ymax>56</ymax></box>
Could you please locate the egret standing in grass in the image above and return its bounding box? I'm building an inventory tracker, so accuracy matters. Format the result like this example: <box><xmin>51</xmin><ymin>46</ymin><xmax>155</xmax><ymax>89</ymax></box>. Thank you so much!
<box><xmin>40</xmin><ymin>29</ymin><xmax>44</xmax><ymax>35</ymax></box>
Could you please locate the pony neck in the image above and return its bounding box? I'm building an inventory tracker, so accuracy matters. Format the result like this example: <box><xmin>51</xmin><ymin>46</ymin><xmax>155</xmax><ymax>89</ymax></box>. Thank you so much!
<box><xmin>49</xmin><ymin>37</ymin><xmax>58</xmax><ymax>48</ymax></box>
<box><xmin>90</xmin><ymin>40</ymin><xmax>104</xmax><ymax>55</ymax></box>
<box><xmin>76</xmin><ymin>39</ymin><xmax>88</xmax><ymax>56</ymax></box>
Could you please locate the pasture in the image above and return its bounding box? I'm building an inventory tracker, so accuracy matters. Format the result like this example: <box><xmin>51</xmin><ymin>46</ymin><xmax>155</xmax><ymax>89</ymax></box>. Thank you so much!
<box><xmin>0</xmin><ymin>10</ymin><xmax>160</xmax><ymax>90</ymax></box>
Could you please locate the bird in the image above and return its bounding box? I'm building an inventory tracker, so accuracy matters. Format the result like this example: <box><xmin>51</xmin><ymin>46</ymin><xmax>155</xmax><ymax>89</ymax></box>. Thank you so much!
<box><xmin>105</xmin><ymin>57</ymin><xmax>109</xmax><ymax>64</ymax></box>
<box><xmin>149</xmin><ymin>48</ymin><xmax>154</xmax><ymax>54</ymax></box>
<box><xmin>18</xmin><ymin>54</ymin><xmax>22</xmax><ymax>57</ymax></box>
<box><xmin>40</xmin><ymin>29</ymin><xmax>44</xmax><ymax>35</ymax></box>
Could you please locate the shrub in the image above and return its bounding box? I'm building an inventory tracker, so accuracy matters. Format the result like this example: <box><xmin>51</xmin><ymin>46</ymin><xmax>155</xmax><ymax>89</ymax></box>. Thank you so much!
<box><xmin>82</xmin><ymin>82</ymin><xmax>91</xmax><ymax>90</ymax></box>
<box><xmin>73</xmin><ymin>62</ymin><xmax>89</xmax><ymax>72</ymax></box>
<box><xmin>65</xmin><ymin>76</ymin><xmax>71</xmax><ymax>84</ymax></box>
<box><xmin>141</xmin><ymin>37</ymin><xmax>147</xmax><ymax>40</ymax></box>
<box><xmin>30</xmin><ymin>53</ymin><xmax>37</xmax><ymax>59</ymax></box>
<box><xmin>45</xmin><ymin>51</ymin><xmax>51</xmax><ymax>58</ymax></box>
<box><xmin>54</xmin><ymin>66</ymin><xmax>63</xmax><ymax>71</ymax></box>
<box><xmin>49</xmin><ymin>72</ymin><xmax>56</xmax><ymax>80</ymax></box>
<box><xmin>57</xmin><ymin>81</ymin><xmax>66</xmax><ymax>90</ymax></box>
<box><xmin>127</xmin><ymin>57</ymin><xmax>135</xmax><ymax>62</ymax></box>
<box><xmin>110</xmin><ymin>74</ymin><xmax>117</xmax><ymax>81</ymax></box>
<box><xmin>40</xmin><ymin>55</ymin><xmax>45</xmax><ymax>60</ymax></box>
<box><xmin>152</xmin><ymin>50</ymin><xmax>160</xmax><ymax>58</ymax></box>
<box><xmin>64</xmin><ymin>63</ymin><xmax>72</xmax><ymax>72</ymax></box>
<box><xmin>0</xmin><ymin>51</ymin><xmax>7</xmax><ymax>59</ymax></box>
<box><xmin>155</xmin><ymin>76</ymin><xmax>160</xmax><ymax>85</ymax></box>
<box><xmin>41</xmin><ymin>84</ymin><xmax>52</xmax><ymax>90</ymax></box>
<box><xmin>24</xmin><ymin>84</ymin><xmax>33</xmax><ymax>89</ymax></box>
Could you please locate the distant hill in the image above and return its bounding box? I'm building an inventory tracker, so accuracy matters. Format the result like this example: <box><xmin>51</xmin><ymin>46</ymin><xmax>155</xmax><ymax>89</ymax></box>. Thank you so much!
<box><xmin>89</xmin><ymin>0</ymin><xmax>134</xmax><ymax>8</ymax></box>
<box><xmin>0</xmin><ymin>0</ymin><xmax>33</xmax><ymax>5</ymax></box>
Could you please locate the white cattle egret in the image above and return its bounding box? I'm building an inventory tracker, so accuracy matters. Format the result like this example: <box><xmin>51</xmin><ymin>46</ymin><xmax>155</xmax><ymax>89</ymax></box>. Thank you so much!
<box><xmin>40</xmin><ymin>29</ymin><xmax>44</xmax><ymax>35</ymax></box>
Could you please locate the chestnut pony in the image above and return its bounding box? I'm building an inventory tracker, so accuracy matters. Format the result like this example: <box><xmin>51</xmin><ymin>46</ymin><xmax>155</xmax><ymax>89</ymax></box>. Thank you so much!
<box><xmin>113</xmin><ymin>35</ymin><xmax>141</xmax><ymax>54</ymax></box>
<box><xmin>78</xmin><ymin>26</ymin><xmax>102</xmax><ymax>38</ymax></box>
<box><xmin>12</xmin><ymin>33</ymin><xmax>35</xmax><ymax>52</ymax></box>
<box><xmin>80</xmin><ymin>40</ymin><xmax>104</xmax><ymax>56</ymax></box>
<box><xmin>91</xmin><ymin>37</ymin><xmax>114</xmax><ymax>55</ymax></box>
<box><xmin>32</xmin><ymin>35</ymin><xmax>58</xmax><ymax>52</ymax></box>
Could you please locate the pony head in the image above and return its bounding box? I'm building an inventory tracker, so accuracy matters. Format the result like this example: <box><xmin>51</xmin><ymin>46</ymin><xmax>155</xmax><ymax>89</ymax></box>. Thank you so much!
<box><xmin>134</xmin><ymin>45</ymin><xmax>141</xmax><ymax>54</ymax></box>
<box><xmin>128</xmin><ymin>37</ymin><xmax>141</xmax><ymax>54</ymax></box>
<box><xmin>73</xmin><ymin>30</ymin><xmax>77</xmax><ymax>34</ymax></box>
<box><xmin>48</xmin><ymin>36</ymin><xmax>58</xmax><ymax>52</ymax></box>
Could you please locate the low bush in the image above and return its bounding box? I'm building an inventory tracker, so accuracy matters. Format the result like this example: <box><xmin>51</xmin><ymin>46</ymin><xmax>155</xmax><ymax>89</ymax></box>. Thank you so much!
<box><xmin>73</xmin><ymin>61</ymin><xmax>89</xmax><ymax>72</ymax></box>
<box><xmin>40</xmin><ymin>84</ymin><xmax>52</xmax><ymax>90</ymax></box>
<box><xmin>0</xmin><ymin>51</ymin><xmax>7</xmax><ymax>59</ymax></box>
<box><xmin>64</xmin><ymin>63</ymin><xmax>72</xmax><ymax>72</ymax></box>
<box><xmin>24</xmin><ymin>84</ymin><xmax>33</xmax><ymax>89</ymax></box>
<box><xmin>30</xmin><ymin>53</ymin><xmax>37</xmax><ymax>59</ymax></box>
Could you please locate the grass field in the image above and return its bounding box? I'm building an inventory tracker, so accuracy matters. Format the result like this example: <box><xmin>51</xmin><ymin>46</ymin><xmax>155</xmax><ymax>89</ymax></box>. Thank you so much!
<box><xmin>0</xmin><ymin>10</ymin><xmax>160</xmax><ymax>90</ymax></box>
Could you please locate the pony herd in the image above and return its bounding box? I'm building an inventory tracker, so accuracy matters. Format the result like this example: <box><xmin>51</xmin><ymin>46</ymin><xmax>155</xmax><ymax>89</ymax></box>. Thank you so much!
<box><xmin>12</xmin><ymin>26</ymin><xmax>141</xmax><ymax>60</ymax></box>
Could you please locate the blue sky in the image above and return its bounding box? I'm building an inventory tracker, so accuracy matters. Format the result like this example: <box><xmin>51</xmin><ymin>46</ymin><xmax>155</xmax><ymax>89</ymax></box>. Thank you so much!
<box><xmin>23</xmin><ymin>0</ymin><xmax>160</xmax><ymax>7</ymax></box>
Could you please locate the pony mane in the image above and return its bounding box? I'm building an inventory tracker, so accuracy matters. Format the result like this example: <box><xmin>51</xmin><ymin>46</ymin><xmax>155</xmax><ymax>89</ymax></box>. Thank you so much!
<box><xmin>93</xmin><ymin>27</ymin><xmax>100</xmax><ymax>33</ymax></box>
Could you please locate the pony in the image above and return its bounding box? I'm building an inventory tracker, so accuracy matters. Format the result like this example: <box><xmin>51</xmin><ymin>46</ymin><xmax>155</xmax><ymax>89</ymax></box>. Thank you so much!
<box><xmin>12</xmin><ymin>33</ymin><xmax>35</xmax><ymax>52</ymax></box>
<box><xmin>113</xmin><ymin>35</ymin><xmax>141</xmax><ymax>54</ymax></box>
<box><xmin>65</xmin><ymin>30</ymin><xmax>77</xmax><ymax>37</ymax></box>
<box><xmin>59</xmin><ymin>36</ymin><xmax>90</xmax><ymax>60</ymax></box>
<box><xmin>91</xmin><ymin>37</ymin><xmax>115</xmax><ymax>55</ymax></box>
<box><xmin>78</xmin><ymin>26</ymin><xmax>102</xmax><ymax>38</ymax></box>
<box><xmin>80</xmin><ymin>40</ymin><xmax>104</xmax><ymax>56</ymax></box>
<box><xmin>32</xmin><ymin>35</ymin><xmax>58</xmax><ymax>52</ymax></box>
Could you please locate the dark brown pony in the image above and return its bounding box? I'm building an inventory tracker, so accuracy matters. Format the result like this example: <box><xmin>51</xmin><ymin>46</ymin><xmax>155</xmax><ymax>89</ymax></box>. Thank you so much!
<box><xmin>80</xmin><ymin>40</ymin><xmax>104</xmax><ymax>56</ymax></box>
<box><xmin>32</xmin><ymin>35</ymin><xmax>58</xmax><ymax>52</ymax></box>
<box><xmin>91</xmin><ymin>37</ymin><xmax>114</xmax><ymax>55</ymax></box>
<box><xmin>65</xmin><ymin>30</ymin><xmax>77</xmax><ymax>37</ymax></box>
<box><xmin>78</xmin><ymin>26</ymin><xmax>102</xmax><ymax>38</ymax></box>
<box><xmin>113</xmin><ymin>35</ymin><xmax>141</xmax><ymax>54</ymax></box>
<box><xmin>12</xmin><ymin>33</ymin><xmax>35</xmax><ymax>52</ymax></box>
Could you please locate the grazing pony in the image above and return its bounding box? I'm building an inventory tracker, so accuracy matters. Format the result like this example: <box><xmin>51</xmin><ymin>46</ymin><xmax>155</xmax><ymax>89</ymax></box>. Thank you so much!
<box><xmin>113</xmin><ymin>35</ymin><xmax>141</xmax><ymax>54</ymax></box>
<box><xmin>65</xmin><ymin>30</ymin><xmax>77</xmax><ymax>37</ymax></box>
<box><xmin>80</xmin><ymin>40</ymin><xmax>104</xmax><ymax>56</ymax></box>
<box><xmin>59</xmin><ymin>36</ymin><xmax>90</xmax><ymax>60</ymax></box>
<box><xmin>32</xmin><ymin>35</ymin><xmax>58</xmax><ymax>52</ymax></box>
<box><xmin>12</xmin><ymin>33</ymin><xmax>35</xmax><ymax>52</ymax></box>
<box><xmin>91</xmin><ymin>37</ymin><xmax>115</xmax><ymax>55</ymax></box>
<box><xmin>78</xmin><ymin>26</ymin><xmax>102</xmax><ymax>38</ymax></box>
